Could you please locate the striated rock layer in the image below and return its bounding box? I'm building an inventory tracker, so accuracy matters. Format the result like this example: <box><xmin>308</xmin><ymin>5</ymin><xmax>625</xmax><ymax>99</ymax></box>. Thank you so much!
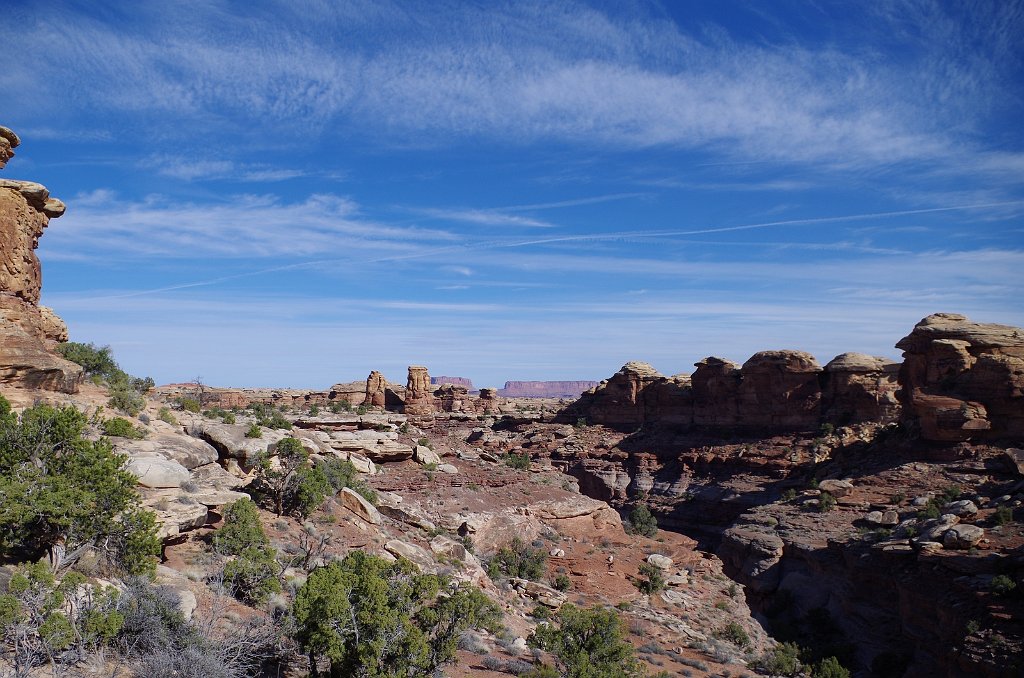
<box><xmin>896</xmin><ymin>313</ymin><xmax>1024</xmax><ymax>441</ymax></box>
<box><xmin>0</xmin><ymin>126</ymin><xmax>81</xmax><ymax>393</ymax></box>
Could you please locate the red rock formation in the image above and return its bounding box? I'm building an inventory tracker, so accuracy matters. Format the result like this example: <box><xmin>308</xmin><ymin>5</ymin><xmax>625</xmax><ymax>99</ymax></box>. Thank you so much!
<box><xmin>365</xmin><ymin>370</ymin><xmax>388</xmax><ymax>407</ymax></box>
<box><xmin>569</xmin><ymin>362</ymin><xmax>661</xmax><ymax>429</ymax></box>
<box><xmin>0</xmin><ymin>127</ymin><xmax>81</xmax><ymax>393</ymax></box>
<box><xmin>478</xmin><ymin>387</ymin><xmax>500</xmax><ymax>413</ymax></box>
<box><xmin>822</xmin><ymin>353</ymin><xmax>901</xmax><ymax>425</ymax></box>
<box><xmin>498</xmin><ymin>380</ymin><xmax>599</xmax><ymax>398</ymax></box>
<box><xmin>690</xmin><ymin>357</ymin><xmax>742</xmax><ymax>427</ymax></box>
<box><xmin>404</xmin><ymin>365</ymin><xmax>435</xmax><ymax>416</ymax></box>
<box><xmin>737</xmin><ymin>350</ymin><xmax>822</xmax><ymax>430</ymax></box>
<box><xmin>896</xmin><ymin>313</ymin><xmax>1024</xmax><ymax>441</ymax></box>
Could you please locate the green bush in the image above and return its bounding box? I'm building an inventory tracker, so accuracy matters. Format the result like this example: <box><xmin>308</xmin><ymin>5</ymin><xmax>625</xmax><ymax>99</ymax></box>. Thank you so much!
<box><xmin>552</xmin><ymin>574</ymin><xmax>572</xmax><ymax>592</ymax></box>
<box><xmin>626</xmin><ymin>504</ymin><xmax>658</xmax><ymax>537</ymax></box>
<box><xmin>760</xmin><ymin>641</ymin><xmax>802</xmax><ymax>676</ymax></box>
<box><xmin>0</xmin><ymin>562</ymin><xmax>126</xmax><ymax>673</ymax></box>
<box><xmin>634</xmin><ymin>562</ymin><xmax>666</xmax><ymax>594</ymax></box>
<box><xmin>488</xmin><ymin>537</ymin><xmax>546</xmax><ymax>581</ymax></box>
<box><xmin>57</xmin><ymin>342</ymin><xmax>154</xmax><ymax>416</ymax></box>
<box><xmin>213</xmin><ymin>499</ymin><xmax>268</xmax><ymax>556</ymax></box>
<box><xmin>175</xmin><ymin>397</ymin><xmax>201</xmax><ymax>413</ymax></box>
<box><xmin>717</xmin><ymin>621</ymin><xmax>751</xmax><ymax>648</ymax></box>
<box><xmin>244</xmin><ymin>423</ymin><xmax>263</xmax><ymax>438</ymax></box>
<box><xmin>102</xmin><ymin>416</ymin><xmax>146</xmax><ymax>439</ymax></box>
<box><xmin>529</xmin><ymin>603</ymin><xmax>642</xmax><ymax>678</ymax></box>
<box><xmin>222</xmin><ymin>546</ymin><xmax>281</xmax><ymax>606</ymax></box>
<box><xmin>0</xmin><ymin>396</ymin><xmax>159</xmax><ymax>574</ymax></box>
<box><xmin>292</xmin><ymin>551</ymin><xmax>501</xmax><ymax>676</ymax></box>
<box><xmin>991</xmin><ymin>574</ymin><xmax>1017</xmax><ymax>596</ymax></box>
<box><xmin>248</xmin><ymin>403</ymin><xmax>291</xmax><ymax>429</ymax></box>
<box><xmin>819</xmin><ymin>492</ymin><xmax>837</xmax><ymax>512</ymax></box>
<box><xmin>222</xmin><ymin>412</ymin><xmax>236</xmax><ymax>424</ymax></box>
<box><xmin>994</xmin><ymin>506</ymin><xmax>1013</xmax><ymax>526</ymax></box>
<box><xmin>813</xmin><ymin>656</ymin><xmax>850</xmax><ymax>678</ymax></box>
<box><xmin>503</xmin><ymin>451</ymin><xmax>531</xmax><ymax>470</ymax></box>
<box><xmin>157</xmin><ymin>407</ymin><xmax>178</xmax><ymax>425</ymax></box>
<box><xmin>318</xmin><ymin>457</ymin><xmax>377</xmax><ymax>505</ymax></box>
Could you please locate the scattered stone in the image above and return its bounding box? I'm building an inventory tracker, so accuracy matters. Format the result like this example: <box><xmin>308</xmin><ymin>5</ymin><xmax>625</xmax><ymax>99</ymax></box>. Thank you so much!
<box><xmin>646</xmin><ymin>554</ymin><xmax>674</xmax><ymax>570</ymax></box>
<box><xmin>943</xmin><ymin>500</ymin><xmax>979</xmax><ymax>518</ymax></box>
<box><xmin>943</xmin><ymin>524</ymin><xmax>985</xmax><ymax>550</ymax></box>
<box><xmin>818</xmin><ymin>479</ymin><xmax>854</xmax><ymax>498</ymax></box>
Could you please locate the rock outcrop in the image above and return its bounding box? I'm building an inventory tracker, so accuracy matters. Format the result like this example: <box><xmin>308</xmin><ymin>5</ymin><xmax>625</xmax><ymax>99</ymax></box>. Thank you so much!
<box><xmin>365</xmin><ymin>370</ymin><xmax>388</xmax><ymax>407</ymax></box>
<box><xmin>404</xmin><ymin>365</ymin><xmax>435</xmax><ymax>417</ymax></box>
<box><xmin>896</xmin><ymin>313</ymin><xmax>1024</xmax><ymax>441</ymax></box>
<box><xmin>822</xmin><ymin>353</ymin><xmax>901</xmax><ymax>425</ymax></box>
<box><xmin>0</xmin><ymin>126</ymin><xmax>81</xmax><ymax>393</ymax></box>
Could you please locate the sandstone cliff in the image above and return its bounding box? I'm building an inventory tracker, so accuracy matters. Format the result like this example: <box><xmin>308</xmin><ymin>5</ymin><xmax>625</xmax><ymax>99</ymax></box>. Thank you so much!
<box><xmin>0</xmin><ymin>126</ymin><xmax>81</xmax><ymax>393</ymax></box>
<box><xmin>896</xmin><ymin>312</ymin><xmax>1024</xmax><ymax>441</ymax></box>
<box><xmin>430</xmin><ymin>375</ymin><xmax>474</xmax><ymax>389</ymax></box>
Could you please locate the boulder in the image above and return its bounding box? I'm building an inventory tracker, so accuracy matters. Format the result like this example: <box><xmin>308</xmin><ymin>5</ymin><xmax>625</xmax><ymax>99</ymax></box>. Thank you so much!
<box><xmin>646</xmin><ymin>554</ymin><xmax>674</xmax><ymax>570</ymax></box>
<box><xmin>384</xmin><ymin>539</ymin><xmax>435</xmax><ymax>570</ymax></box>
<box><xmin>943</xmin><ymin>524</ymin><xmax>984</xmax><ymax>550</ymax></box>
<box><xmin>414</xmin><ymin>445</ymin><xmax>441</xmax><ymax>466</ymax></box>
<box><xmin>943</xmin><ymin>500</ymin><xmax>979</xmax><ymax>518</ymax></box>
<box><xmin>339</xmin><ymin>487</ymin><xmax>381</xmax><ymax>525</ymax></box>
<box><xmin>127</xmin><ymin>457</ymin><xmax>191</xmax><ymax>488</ymax></box>
<box><xmin>194</xmin><ymin>421</ymin><xmax>290</xmax><ymax>468</ymax></box>
<box><xmin>818</xmin><ymin>479</ymin><xmax>854</xmax><ymax>498</ymax></box>
<box><xmin>115</xmin><ymin>434</ymin><xmax>219</xmax><ymax>470</ymax></box>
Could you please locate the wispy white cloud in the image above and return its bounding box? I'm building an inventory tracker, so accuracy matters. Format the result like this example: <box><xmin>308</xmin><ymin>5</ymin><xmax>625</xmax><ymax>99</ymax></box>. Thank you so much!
<box><xmin>415</xmin><ymin>207</ymin><xmax>556</xmax><ymax>229</ymax></box>
<box><xmin>4</xmin><ymin>0</ymin><xmax>1020</xmax><ymax>177</ymax></box>
<box><xmin>40</xmin><ymin>191</ymin><xmax>457</xmax><ymax>259</ymax></box>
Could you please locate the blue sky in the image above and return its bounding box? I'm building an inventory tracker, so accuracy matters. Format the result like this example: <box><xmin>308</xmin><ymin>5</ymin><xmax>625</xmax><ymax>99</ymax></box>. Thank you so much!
<box><xmin>4</xmin><ymin>0</ymin><xmax>1023</xmax><ymax>388</ymax></box>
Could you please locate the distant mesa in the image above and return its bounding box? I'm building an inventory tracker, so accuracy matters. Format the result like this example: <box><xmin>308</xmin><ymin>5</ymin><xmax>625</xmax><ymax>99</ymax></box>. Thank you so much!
<box><xmin>499</xmin><ymin>380</ymin><xmax>600</xmax><ymax>399</ymax></box>
<box><xmin>430</xmin><ymin>375</ymin><xmax>474</xmax><ymax>390</ymax></box>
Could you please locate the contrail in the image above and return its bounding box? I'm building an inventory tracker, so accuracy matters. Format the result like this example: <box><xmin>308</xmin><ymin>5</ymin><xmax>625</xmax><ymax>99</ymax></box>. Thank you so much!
<box><xmin>95</xmin><ymin>200</ymin><xmax>1023</xmax><ymax>300</ymax></box>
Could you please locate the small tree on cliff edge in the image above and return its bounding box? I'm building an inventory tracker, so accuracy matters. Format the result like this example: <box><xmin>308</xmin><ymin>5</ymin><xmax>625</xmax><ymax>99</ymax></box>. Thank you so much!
<box><xmin>626</xmin><ymin>503</ymin><xmax>658</xmax><ymax>537</ymax></box>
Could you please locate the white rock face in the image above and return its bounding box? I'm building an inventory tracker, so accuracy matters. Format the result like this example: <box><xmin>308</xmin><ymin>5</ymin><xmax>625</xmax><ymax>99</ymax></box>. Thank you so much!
<box><xmin>414</xmin><ymin>445</ymin><xmax>441</xmax><ymax>466</ymax></box>
<box><xmin>646</xmin><ymin>554</ymin><xmax>674</xmax><ymax>570</ymax></box>
<box><xmin>127</xmin><ymin>457</ymin><xmax>191</xmax><ymax>488</ymax></box>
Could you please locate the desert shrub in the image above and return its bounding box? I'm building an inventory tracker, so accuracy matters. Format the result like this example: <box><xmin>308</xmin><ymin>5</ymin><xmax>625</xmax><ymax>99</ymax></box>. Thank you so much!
<box><xmin>503</xmin><ymin>452</ymin><xmax>531</xmax><ymax>470</ymax></box>
<box><xmin>813</xmin><ymin>656</ymin><xmax>850</xmax><ymax>678</ymax></box>
<box><xmin>292</xmin><ymin>551</ymin><xmax>501</xmax><ymax>676</ymax></box>
<box><xmin>819</xmin><ymin>492</ymin><xmax>837</xmax><ymax>512</ymax></box>
<box><xmin>57</xmin><ymin>342</ymin><xmax>154</xmax><ymax>415</ymax></box>
<box><xmin>990</xmin><ymin>574</ymin><xmax>1017</xmax><ymax>596</ymax></box>
<box><xmin>552</xmin><ymin>574</ymin><xmax>572</xmax><ymax>592</ymax></box>
<box><xmin>213</xmin><ymin>499</ymin><xmax>268</xmax><ymax>556</ymax></box>
<box><xmin>528</xmin><ymin>603</ymin><xmax>642</xmax><ymax>678</ymax></box>
<box><xmin>222</xmin><ymin>412</ymin><xmax>236</xmax><ymax>424</ymax></box>
<box><xmin>317</xmin><ymin>457</ymin><xmax>377</xmax><ymax>505</ymax></box>
<box><xmin>308</xmin><ymin>405</ymin><xmax>320</xmax><ymax>416</ymax></box>
<box><xmin>716</xmin><ymin>621</ymin><xmax>750</xmax><ymax>648</ymax></box>
<box><xmin>488</xmin><ymin>537</ymin><xmax>546</xmax><ymax>581</ymax></box>
<box><xmin>634</xmin><ymin>562</ymin><xmax>665</xmax><ymax>595</ymax></box>
<box><xmin>782</xmin><ymin>488</ymin><xmax>798</xmax><ymax>501</ymax></box>
<box><xmin>0</xmin><ymin>562</ymin><xmax>126</xmax><ymax>675</ymax></box>
<box><xmin>252</xmin><ymin>437</ymin><xmax>331</xmax><ymax>517</ymax></box>
<box><xmin>108</xmin><ymin>384</ymin><xmax>147</xmax><ymax>416</ymax></box>
<box><xmin>222</xmin><ymin>546</ymin><xmax>281</xmax><ymax>606</ymax></box>
<box><xmin>0</xmin><ymin>396</ymin><xmax>159</xmax><ymax>574</ymax></box>
<box><xmin>244</xmin><ymin>423</ymin><xmax>263</xmax><ymax>438</ymax></box>
<box><xmin>247</xmin><ymin>403</ymin><xmax>291</xmax><ymax>430</ymax></box>
<box><xmin>994</xmin><ymin>506</ymin><xmax>1013</xmax><ymax>526</ymax></box>
<box><xmin>625</xmin><ymin>504</ymin><xmax>658</xmax><ymax>537</ymax></box>
<box><xmin>157</xmin><ymin>407</ymin><xmax>178</xmax><ymax>425</ymax></box>
<box><xmin>102</xmin><ymin>416</ymin><xmax>146</xmax><ymax>439</ymax></box>
<box><xmin>175</xmin><ymin>397</ymin><xmax>201</xmax><ymax>413</ymax></box>
<box><xmin>760</xmin><ymin>641</ymin><xmax>802</xmax><ymax>675</ymax></box>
